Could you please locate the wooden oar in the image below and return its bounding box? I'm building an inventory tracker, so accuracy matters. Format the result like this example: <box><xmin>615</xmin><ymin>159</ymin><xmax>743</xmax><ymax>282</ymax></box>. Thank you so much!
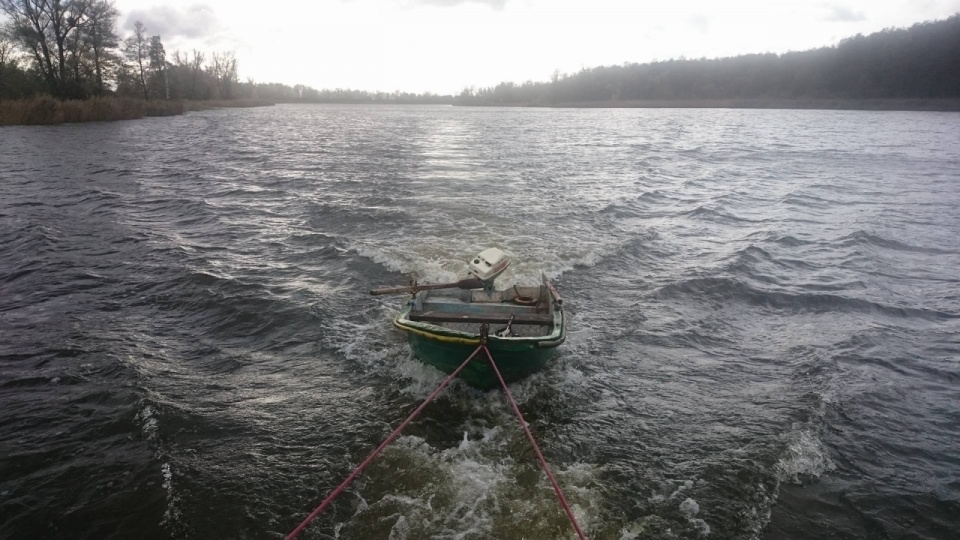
<box><xmin>370</xmin><ymin>277</ymin><xmax>484</xmax><ymax>296</ymax></box>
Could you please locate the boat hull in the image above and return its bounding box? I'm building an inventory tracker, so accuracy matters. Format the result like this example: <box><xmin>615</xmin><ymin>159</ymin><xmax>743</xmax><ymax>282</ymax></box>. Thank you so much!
<box><xmin>405</xmin><ymin>330</ymin><xmax>560</xmax><ymax>389</ymax></box>
<box><xmin>389</xmin><ymin>278</ymin><xmax>565</xmax><ymax>389</ymax></box>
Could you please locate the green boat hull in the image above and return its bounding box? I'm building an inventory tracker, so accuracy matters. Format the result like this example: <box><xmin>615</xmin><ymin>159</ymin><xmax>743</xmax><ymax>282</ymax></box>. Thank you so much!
<box><xmin>390</xmin><ymin>279</ymin><xmax>565</xmax><ymax>389</ymax></box>
<box><xmin>406</xmin><ymin>332</ymin><xmax>560</xmax><ymax>389</ymax></box>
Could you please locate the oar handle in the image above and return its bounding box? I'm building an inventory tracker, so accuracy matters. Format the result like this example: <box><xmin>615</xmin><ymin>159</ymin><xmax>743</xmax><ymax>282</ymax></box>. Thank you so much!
<box><xmin>370</xmin><ymin>285</ymin><xmax>420</xmax><ymax>296</ymax></box>
<box><xmin>370</xmin><ymin>277</ymin><xmax>484</xmax><ymax>296</ymax></box>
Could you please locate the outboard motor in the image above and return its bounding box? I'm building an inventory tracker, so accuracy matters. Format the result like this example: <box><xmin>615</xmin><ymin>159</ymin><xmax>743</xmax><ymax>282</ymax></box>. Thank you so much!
<box><xmin>467</xmin><ymin>248</ymin><xmax>511</xmax><ymax>292</ymax></box>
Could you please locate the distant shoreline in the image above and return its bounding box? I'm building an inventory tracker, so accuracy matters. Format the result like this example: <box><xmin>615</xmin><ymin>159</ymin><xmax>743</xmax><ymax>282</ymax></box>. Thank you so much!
<box><xmin>455</xmin><ymin>98</ymin><xmax>960</xmax><ymax>112</ymax></box>
<box><xmin>0</xmin><ymin>97</ymin><xmax>275</xmax><ymax>127</ymax></box>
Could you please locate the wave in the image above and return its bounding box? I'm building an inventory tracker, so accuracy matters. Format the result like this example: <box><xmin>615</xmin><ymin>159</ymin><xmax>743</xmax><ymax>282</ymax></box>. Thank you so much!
<box><xmin>776</xmin><ymin>429</ymin><xmax>836</xmax><ymax>485</ymax></box>
<box><xmin>725</xmin><ymin>245</ymin><xmax>822</xmax><ymax>273</ymax></box>
<box><xmin>334</xmin><ymin>422</ymin><xmax>601</xmax><ymax>538</ymax></box>
<box><xmin>122</xmin><ymin>197</ymin><xmax>220</xmax><ymax>230</ymax></box>
<box><xmin>656</xmin><ymin>277</ymin><xmax>958</xmax><ymax>321</ymax></box>
<box><xmin>686</xmin><ymin>205</ymin><xmax>772</xmax><ymax>225</ymax></box>
<box><xmin>768</xmin><ymin>234</ymin><xmax>815</xmax><ymax>247</ymax></box>
<box><xmin>839</xmin><ymin>230</ymin><xmax>959</xmax><ymax>255</ymax></box>
<box><xmin>0</xmin><ymin>223</ymin><xmax>62</xmax><ymax>253</ymax></box>
<box><xmin>127</xmin><ymin>269</ymin><xmax>319</xmax><ymax>350</ymax></box>
<box><xmin>206</xmin><ymin>186</ymin><xmax>290</xmax><ymax>199</ymax></box>
<box><xmin>352</xmin><ymin>234</ymin><xmax>628</xmax><ymax>286</ymax></box>
<box><xmin>778</xmin><ymin>192</ymin><xmax>838</xmax><ymax>208</ymax></box>
<box><xmin>304</xmin><ymin>201</ymin><xmax>416</xmax><ymax>232</ymax></box>
<box><xmin>594</xmin><ymin>199</ymin><xmax>645</xmax><ymax>220</ymax></box>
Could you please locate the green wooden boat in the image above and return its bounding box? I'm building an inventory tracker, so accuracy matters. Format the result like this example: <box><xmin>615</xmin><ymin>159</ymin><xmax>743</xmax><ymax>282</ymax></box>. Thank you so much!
<box><xmin>372</xmin><ymin>249</ymin><xmax>565</xmax><ymax>389</ymax></box>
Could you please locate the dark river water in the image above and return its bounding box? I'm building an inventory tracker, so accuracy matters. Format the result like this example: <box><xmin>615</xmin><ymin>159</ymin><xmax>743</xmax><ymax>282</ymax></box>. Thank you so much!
<box><xmin>2</xmin><ymin>105</ymin><xmax>959</xmax><ymax>539</ymax></box>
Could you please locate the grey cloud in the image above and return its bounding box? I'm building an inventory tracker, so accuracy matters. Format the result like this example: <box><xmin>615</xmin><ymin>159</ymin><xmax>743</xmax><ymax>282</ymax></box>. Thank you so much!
<box><xmin>688</xmin><ymin>15</ymin><xmax>709</xmax><ymax>34</ymax></box>
<box><xmin>408</xmin><ymin>0</ymin><xmax>509</xmax><ymax>9</ymax></box>
<box><xmin>124</xmin><ymin>4</ymin><xmax>219</xmax><ymax>39</ymax></box>
<box><xmin>823</xmin><ymin>4</ymin><xmax>866</xmax><ymax>21</ymax></box>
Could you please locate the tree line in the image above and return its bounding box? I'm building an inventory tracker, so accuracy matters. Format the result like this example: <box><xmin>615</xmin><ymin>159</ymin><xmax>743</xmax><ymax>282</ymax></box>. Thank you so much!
<box><xmin>0</xmin><ymin>0</ymin><xmax>248</xmax><ymax>101</ymax></box>
<box><xmin>457</xmin><ymin>14</ymin><xmax>960</xmax><ymax>106</ymax></box>
<box><xmin>0</xmin><ymin>0</ymin><xmax>453</xmax><ymax>104</ymax></box>
<box><xmin>251</xmin><ymin>84</ymin><xmax>452</xmax><ymax>104</ymax></box>
<box><xmin>7</xmin><ymin>1</ymin><xmax>953</xmax><ymax>108</ymax></box>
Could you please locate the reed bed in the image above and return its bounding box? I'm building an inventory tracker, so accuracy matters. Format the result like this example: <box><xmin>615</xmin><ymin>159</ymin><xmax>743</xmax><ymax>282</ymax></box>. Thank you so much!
<box><xmin>0</xmin><ymin>96</ymin><xmax>274</xmax><ymax>126</ymax></box>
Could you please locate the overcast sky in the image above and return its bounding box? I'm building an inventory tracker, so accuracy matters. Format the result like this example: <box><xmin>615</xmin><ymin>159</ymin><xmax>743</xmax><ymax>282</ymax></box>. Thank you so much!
<box><xmin>112</xmin><ymin>0</ymin><xmax>960</xmax><ymax>94</ymax></box>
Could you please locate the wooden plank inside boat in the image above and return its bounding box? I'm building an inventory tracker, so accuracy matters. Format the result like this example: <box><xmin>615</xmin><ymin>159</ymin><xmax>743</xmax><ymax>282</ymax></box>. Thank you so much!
<box><xmin>408</xmin><ymin>310</ymin><xmax>553</xmax><ymax>325</ymax></box>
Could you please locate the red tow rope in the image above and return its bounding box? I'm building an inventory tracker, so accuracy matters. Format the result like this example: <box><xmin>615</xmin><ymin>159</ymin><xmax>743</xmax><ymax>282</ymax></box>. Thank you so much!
<box><xmin>285</xmin><ymin>345</ymin><xmax>483</xmax><ymax>539</ymax></box>
<box><xmin>482</xmin><ymin>346</ymin><xmax>588</xmax><ymax>540</ymax></box>
<box><xmin>286</xmin><ymin>343</ymin><xmax>587</xmax><ymax>540</ymax></box>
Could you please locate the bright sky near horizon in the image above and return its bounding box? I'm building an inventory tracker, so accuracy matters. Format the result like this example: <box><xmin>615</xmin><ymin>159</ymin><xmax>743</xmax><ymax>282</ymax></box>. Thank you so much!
<box><xmin>111</xmin><ymin>0</ymin><xmax>960</xmax><ymax>95</ymax></box>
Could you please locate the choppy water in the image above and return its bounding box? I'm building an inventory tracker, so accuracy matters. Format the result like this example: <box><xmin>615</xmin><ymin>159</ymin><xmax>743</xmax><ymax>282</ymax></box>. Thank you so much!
<box><xmin>2</xmin><ymin>105</ymin><xmax>959</xmax><ymax>539</ymax></box>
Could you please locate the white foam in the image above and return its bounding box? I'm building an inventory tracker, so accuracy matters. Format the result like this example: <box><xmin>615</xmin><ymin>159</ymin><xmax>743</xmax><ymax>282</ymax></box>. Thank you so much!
<box><xmin>353</xmin><ymin>230</ymin><xmax>626</xmax><ymax>285</ymax></box>
<box><xmin>669</xmin><ymin>479</ymin><xmax>695</xmax><ymax>499</ymax></box>
<box><xmin>392</xmin><ymin>353</ymin><xmax>450</xmax><ymax>397</ymax></box>
<box><xmin>776</xmin><ymin>428</ymin><xmax>835</xmax><ymax>484</ymax></box>
<box><xmin>673</xmin><ymin>499</ymin><xmax>710</xmax><ymax>537</ymax></box>
<box><xmin>679</xmin><ymin>497</ymin><xmax>700</xmax><ymax>517</ymax></box>
<box><xmin>136</xmin><ymin>404</ymin><xmax>158</xmax><ymax>441</ymax></box>
<box><xmin>342</xmin><ymin>420</ymin><xmax>600</xmax><ymax>538</ymax></box>
<box><xmin>160</xmin><ymin>462</ymin><xmax>181</xmax><ymax>526</ymax></box>
<box><xmin>388</xmin><ymin>514</ymin><xmax>410</xmax><ymax>540</ymax></box>
<box><xmin>322</xmin><ymin>308</ymin><xmax>408</xmax><ymax>368</ymax></box>
<box><xmin>691</xmin><ymin>517</ymin><xmax>711</xmax><ymax>536</ymax></box>
<box><xmin>134</xmin><ymin>405</ymin><xmax>183</xmax><ymax>531</ymax></box>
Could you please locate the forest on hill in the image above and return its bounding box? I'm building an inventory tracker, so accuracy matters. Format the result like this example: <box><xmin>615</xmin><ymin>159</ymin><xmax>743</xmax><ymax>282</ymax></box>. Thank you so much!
<box><xmin>455</xmin><ymin>15</ymin><xmax>960</xmax><ymax>107</ymax></box>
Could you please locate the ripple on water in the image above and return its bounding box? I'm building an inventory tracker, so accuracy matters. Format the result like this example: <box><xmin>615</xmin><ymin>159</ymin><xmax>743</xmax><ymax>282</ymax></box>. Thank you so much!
<box><xmin>1</xmin><ymin>106</ymin><xmax>960</xmax><ymax>539</ymax></box>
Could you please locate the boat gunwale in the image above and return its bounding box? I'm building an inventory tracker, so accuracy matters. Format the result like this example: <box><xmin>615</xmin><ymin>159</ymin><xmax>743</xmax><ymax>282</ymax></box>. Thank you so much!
<box><xmin>392</xmin><ymin>306</ymin><xmax>565</xmax><ymax>346</ymax></box>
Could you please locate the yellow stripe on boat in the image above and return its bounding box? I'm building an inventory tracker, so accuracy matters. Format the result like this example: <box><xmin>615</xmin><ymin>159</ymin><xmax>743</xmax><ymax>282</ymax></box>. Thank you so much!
<box><xmin>393</xmin><ymin>319</ymin><xmax>481</xmax><ymax>346</ymax></box>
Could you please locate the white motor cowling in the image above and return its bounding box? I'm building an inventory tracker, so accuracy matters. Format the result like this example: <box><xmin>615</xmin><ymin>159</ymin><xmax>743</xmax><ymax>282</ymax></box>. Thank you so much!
<box><xmin>468</xmin><ymin>248</ymin><xmax>511</xmax><ymax>284</ymax></box>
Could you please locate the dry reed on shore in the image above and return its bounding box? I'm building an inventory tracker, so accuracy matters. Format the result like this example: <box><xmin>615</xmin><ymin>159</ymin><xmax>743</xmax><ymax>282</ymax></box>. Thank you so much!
<box><xmin>0</xmin><ymin>96</ymin><xmax>273</xmax><ymax>126</ymax></box>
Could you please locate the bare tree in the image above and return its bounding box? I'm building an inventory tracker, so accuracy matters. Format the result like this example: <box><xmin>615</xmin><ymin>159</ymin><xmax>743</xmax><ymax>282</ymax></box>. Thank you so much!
<box><xmin>0</xmin><ymin>24</ymin><xmax>14</xmax><ymax>67</ymax></box>
<box><xmin>210</xmin><ymin>50</ymin><xmax>223</xmax><ymax>98</ymax></box>
<box><xmin>223</xmin><ymin>52</ymin><xmax>237</xmax><ymax>99</ymax></box>
<box><xmin>189</xmin><ymin>49</ymin><xmax>204</xmax><ymax>99</ymax></box>
<box><xmin>83</xmin><ymin>0</ymin><xmax>118</xmax><ymax>95</ymax></box>
<box><xmin>64</xmin><ymin>7</ymin><xmax>89</xmax><ymax>93</ymax></box>
<box><xmin>550</xmin><ymin>68</ymin><xmax>560</xmax><ymax>104</ymax></box>
<box><xmin>0</xmin><ymin>24</ymin><xmax>15</xmax><ymax>89</ymax></box>
<box><xmin>0</xmin><ymin>0</ymin><xmax>92</xmax><ymax>98</ymax></box>
<box><xmin>171</xmin><ymin>49</ymin><xmax>185</xmax><ymax>67</ymax></box>
<box><xmin>211</xmin><ymin>50</ymin><xmax>237</xmax><ymax>99</ymax></box>
<box><xmin>123</xmin><ymin>19</ymin><xmax>147</xmax><ymax>99</ymax></box>
<box><xmin>147</xmin><ymin>34</ymin><xmax>166</xmax><ymax>99</ymax></box>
